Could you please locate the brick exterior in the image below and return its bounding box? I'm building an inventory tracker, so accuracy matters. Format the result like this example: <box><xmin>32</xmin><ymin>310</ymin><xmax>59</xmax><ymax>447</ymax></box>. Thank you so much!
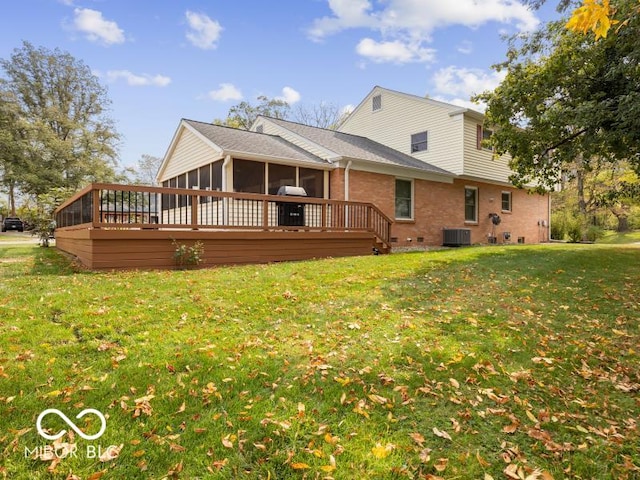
<box><xmin>330</xmin><ymin>168</ymin><xmax>550</xmax><ymax>247</ymax></box>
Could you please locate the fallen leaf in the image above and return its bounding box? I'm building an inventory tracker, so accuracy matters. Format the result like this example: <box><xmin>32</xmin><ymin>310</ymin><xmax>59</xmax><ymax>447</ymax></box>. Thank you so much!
<box><xmin>409</xmin><ymin>432</ymin><xmax>425</xmax><ymax>446</ymax></box>
<box><xmin>371</xmin><ymin>442</ymin><xmax>394</xmax><ymax>458</ymax></box>
<box><xmin>434</xmin><ymin>458</ymin><xmax>449</xmax><ymax>472</ymax></box>
<box><xmin>433</xmin><ymin>427</ymin><xmax>452</xmax><ymax>441</ymax></box>
<box><xmin>99</xmin><ymin>444</ymin><xmax>123</xmax><ymax>462</ymax></box>
<box><xmin>291</xmin><ymin>462</ymin><xmax>310</xmax><ymax>470</ymax></box>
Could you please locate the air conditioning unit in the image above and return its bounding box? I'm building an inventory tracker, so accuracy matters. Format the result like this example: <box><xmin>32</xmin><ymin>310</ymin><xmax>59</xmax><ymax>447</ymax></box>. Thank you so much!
<box><xmin>442</xmin><ymin>228</ymin><xmax>471</xmax><ymax>247</ymax></box>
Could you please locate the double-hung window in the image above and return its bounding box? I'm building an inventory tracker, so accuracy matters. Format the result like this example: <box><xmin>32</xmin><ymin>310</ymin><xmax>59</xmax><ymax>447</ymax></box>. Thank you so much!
<box><xmin>501</xmin><ymin>191</ymin><xmax>512</xmax><ymax>212</ymax></box>
<box><xmin>410</xmin><ymin>131</ymin><xmax>428</xmax><ymax>153</ymax></box>
<box><xmin>395</xmin><ymin>179</ymin><xmax>413</xmax><ymax>220</ymax></box>
<box><xmin>465</xmin><ymin>187</ymin><xmax>478</xmax><ymax>223</ymax></box>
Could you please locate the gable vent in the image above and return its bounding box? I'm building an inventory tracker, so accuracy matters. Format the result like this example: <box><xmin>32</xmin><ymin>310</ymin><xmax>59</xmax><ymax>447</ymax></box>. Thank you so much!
<box><xmin>372</xmin><ymin>94</ymin><xmax>382</xmax><ymax>111</ymax></box>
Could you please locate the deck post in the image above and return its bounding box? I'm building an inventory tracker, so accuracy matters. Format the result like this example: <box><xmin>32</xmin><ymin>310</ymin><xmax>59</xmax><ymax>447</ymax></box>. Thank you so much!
<box><xmin>191</xmin><ymin>194</ymin><xmax>198</xmax><ymax>229</ymax></box>
<box><xmin>92</xmin><ymin>187</ymin><xmax>101</xmax><ymax>228</ymax></box>
<box><xmin>262</xmin><ymin>199</ymin><xmax>269</xmax><ymax>230</ymax></box>
<box><xmin>321</xmin><ymin>204</ymin><xmax>327</xmax><ymax>231</ymax></box>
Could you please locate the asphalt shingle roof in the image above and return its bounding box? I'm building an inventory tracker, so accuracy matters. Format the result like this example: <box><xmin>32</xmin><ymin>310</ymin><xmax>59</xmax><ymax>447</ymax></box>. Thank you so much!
<box><xmin>262</xmin><ymin>117</ymin><xmax>454</xmax><ymax>176</ymax></box>
<box><xmin>184</xmin><ymin>119</ymin><xmax>328</xmax><ymax>166</ymax></box>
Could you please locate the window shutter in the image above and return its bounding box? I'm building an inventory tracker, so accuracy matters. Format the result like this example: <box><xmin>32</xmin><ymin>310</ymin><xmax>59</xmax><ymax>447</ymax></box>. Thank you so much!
<box><xmin>476</xmin><ymin>124</ymin><xmax>482</xmax><ymax>150</ymax></box>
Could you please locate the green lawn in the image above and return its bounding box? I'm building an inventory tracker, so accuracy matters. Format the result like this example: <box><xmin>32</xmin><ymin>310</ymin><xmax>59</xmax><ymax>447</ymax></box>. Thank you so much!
<box><xmin>0</xmin><ymin>244</ymin><xmax>638</xmax><ymax>479</ymax></box>
<box><xmin>598</xmin><ymin>230</ymin><xmax>640</xmax><ymax>245</ymax></box>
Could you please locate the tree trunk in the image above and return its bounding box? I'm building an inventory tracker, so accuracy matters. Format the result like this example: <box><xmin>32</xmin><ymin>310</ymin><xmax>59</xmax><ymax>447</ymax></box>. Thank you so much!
<box><xmin>616</xmin><ymin>215</ymin><xmax>629</xmax><ymax>233</ymax></box>
<box><xmin>575</xmin><ymin>156</ymin><xmax>588</xmax><ymax>241</ymax></box>
<box><xmin>8</xmin><ymin>182</ymin><xmax>16</xmax><ymax>216</ymax></box>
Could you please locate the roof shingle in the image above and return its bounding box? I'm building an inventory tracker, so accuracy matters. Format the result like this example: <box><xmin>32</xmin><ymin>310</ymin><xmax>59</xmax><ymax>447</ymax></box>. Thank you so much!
<box><xmin>262</xmin><ymin>117</ymin><xmax>453</xmax><ymax>176</ymax></box>
<box><xmin>184</xmin><ymin>119</ymin><xmax>328</xmax><ymax>166</ymax></box>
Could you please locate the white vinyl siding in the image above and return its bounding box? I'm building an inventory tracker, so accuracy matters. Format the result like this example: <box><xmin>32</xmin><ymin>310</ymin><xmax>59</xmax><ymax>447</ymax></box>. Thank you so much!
<box><xmin>462</xmin><ymin>118</ymin><xmax>512</xmax><ymax>183</ymax></box>
<box><xmin>160</xmin><ymin>128</ymin><xmax>218</xmax><ymax>182</ymax></box>
<box><xmin>339</xmin><ymin>89</ymin><xmax>465</xmax><ymax>174</ymax></box>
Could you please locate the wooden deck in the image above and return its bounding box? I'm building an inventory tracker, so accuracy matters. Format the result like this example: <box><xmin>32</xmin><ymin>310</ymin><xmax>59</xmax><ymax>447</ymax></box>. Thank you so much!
<box><xmin>54</xmin><ymin>183</ymin><xmax>392</xmax><ymax>270</ymax></box>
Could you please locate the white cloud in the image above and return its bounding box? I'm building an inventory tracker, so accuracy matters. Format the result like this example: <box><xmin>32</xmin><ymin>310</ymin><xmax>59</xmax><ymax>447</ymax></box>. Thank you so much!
<box><xmin>106</xmin><ymin>70</ymin><xmax>171</xmax><ymax>87</ymax></box>
<box><xmin>457</xmin><ymin>40</ymin><xmax>473</xmax><ymax>55</ymax></box>
<box><xmin>432</xmin><ymin>66</ymin><xmax>506</xmax><ymax>98</ymax></box>
<box><xmin>185</xmin><ymin>11</ymin><xmax>223</xmax><ymax>50</ymax></box>
<box><xmin>72</xmin><ymin>8</ymin><xmax>125</xmax><ymax>45</ymax></box>
<box><xmin>356</xmin><ymin>38</ymin><xmax>435</xmax><ymax>64</ymax></box>
<box><xmin>208</xmin><ymin>83</ymin><xmax>243</xmax><ymax>102</ymax></box>
<box><xmin>431</xmin><ymin>66</ymin><xmax>506</xmax><ymax>111</ymax></box>
<box><xmin>308</xmin><ymin>0</ymin><xmax>538</xmax><ymax>63</ymax></box>
<box><xmin>277</xmin><ymin>86</ymin><xmax>301</xmax><ymax>104</ymax></box>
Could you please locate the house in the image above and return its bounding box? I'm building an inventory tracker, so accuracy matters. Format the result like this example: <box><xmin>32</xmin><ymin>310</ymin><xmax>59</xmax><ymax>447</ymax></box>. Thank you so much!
<box><xmin>54</xmin><ymin>86</ymin><xmax>550</xmax><ymax>269</ymax></box>
<box><xmin>157</xmin><ymin>86</ymin><xmax>550</xmax><ymax>247</ymax></box>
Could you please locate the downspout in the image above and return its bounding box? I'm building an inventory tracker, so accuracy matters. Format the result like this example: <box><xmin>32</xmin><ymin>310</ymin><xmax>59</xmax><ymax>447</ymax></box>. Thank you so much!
<box><xmin>222</xmin><ymin>155</ymin><xmax>231</xmax><ymax>224</ymax></box>
<box><xmin>344</xmin><ymin>160</ymin><xmax>352</xmax><ymax>201</ymax></box>
<box><xmin>344</xmin><ymin>160</ymin><xmax>352</xmax><ymax>229</ymax></box>
<box><xmin>222</xmin><ymin>155</ymin><xmax>231</xmax><ymax>192</ymax></box>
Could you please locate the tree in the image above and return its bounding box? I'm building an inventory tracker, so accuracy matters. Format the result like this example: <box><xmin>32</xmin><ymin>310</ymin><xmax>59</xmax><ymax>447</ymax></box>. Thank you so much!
<box><xmin>0</xmin><ymin>88</ymin><xmax>26</xmax><ymax>215</ymax></box>
<box><xmin>476</xmin><ymin>0</ymin><xmax>640</xmax><ymax>191</ymax></box>
<box><xmin>292</xmin><ymin>102</ymin><xmax>349</xmax><ymax>129</ymax></box>
<box><xmin>214</xmin><ymin>95</ymin><xmax>290</xmax><ymax>130</ymax></box>
<box><xmin>214</xmin><ymin>96</ymin><xmax>350</xmax><ymax>130</ymax></box>
<box><xmin>0</xmin><ymin>41</ymin><xmax>120</xmax><ymax>196</ymax></box>
<box><xmin>131</xmin><ymin>154</ymin><xmax>163</xmax><ymax>186</ymax></box>
<box><xmin>565</xmin><ymin>0</ymin><xmax>640</xmax><ymax>39</ymax></box>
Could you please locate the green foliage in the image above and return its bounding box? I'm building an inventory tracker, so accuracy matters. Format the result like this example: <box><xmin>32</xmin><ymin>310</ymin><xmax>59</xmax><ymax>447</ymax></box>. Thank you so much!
<box><xmin>477</xmin><ymin>0</ymin><xmax>640</xmax><ymax>190</ymax></box>
<box><xmin>0</xmin><ymin>41</ymin><xmax>120</xmax><ymax>197</ymax></box>
<box><xmin>23</xmin><ymin>188</ymin><xmax>74</xmax><ymax>247</ymax></box>
<box><xmin>213</xmin><ymin>95</ymin><xmax>290</xmax><ymax>130</ymax></box>
<box><xmin>566</xmin><ymin>214</ymin><xmax>585</xmax><ymax>242</ymax></box>
<box><xmin>172</xmin><ymin>239</ymin><xmax>204</xmax><ymax>268</ymax></box>
<box><xmin>0</xmin><ymin>244</ymin><xmax>638</xmax><ymax>478</ymax></box>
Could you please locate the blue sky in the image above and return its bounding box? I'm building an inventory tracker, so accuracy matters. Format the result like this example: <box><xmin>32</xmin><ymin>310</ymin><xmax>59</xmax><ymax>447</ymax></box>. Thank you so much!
<box><xmin>0</xmin><ymin>0</ymin><xmax>563</xmax><ymax>169</ymax></box>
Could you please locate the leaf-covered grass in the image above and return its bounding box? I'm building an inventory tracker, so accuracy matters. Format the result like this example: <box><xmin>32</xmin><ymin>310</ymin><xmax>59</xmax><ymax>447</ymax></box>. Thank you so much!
<box><xmin>0</xmin><ymin>244</ymin><xmax>638</xmax><ymax>479</ymax></box>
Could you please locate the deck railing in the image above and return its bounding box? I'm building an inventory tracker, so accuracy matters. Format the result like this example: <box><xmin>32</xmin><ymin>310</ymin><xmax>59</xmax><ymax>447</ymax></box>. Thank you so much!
<box><xmin>55</xmin><ymin>183</ymin><xmax>392</xmax><ymax>247</ymax></box>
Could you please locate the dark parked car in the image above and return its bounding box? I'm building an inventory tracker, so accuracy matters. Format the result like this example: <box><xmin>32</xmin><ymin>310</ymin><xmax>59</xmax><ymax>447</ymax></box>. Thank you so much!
<box><xmin>1</xmin><ymin>217</ymin><xmax>24</xmax><ymax>232</ymax></box>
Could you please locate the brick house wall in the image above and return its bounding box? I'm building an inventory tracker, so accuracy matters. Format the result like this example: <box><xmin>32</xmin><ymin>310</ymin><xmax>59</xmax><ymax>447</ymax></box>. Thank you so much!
<box><xmin>333</xmin><ymin>169</ymin><xmax>550</xmax><ymax>247</ymax></box>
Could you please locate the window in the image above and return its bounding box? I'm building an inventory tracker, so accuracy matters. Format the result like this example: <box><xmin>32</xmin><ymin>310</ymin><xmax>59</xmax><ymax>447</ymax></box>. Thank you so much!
<box><xmin>501</xmin><ymin>191</ymin><xmax>512</xmax><ymax>212</ymax></box>
<box><xmin>476</xmin><ymin>125</ymin><xmax>493</xmax><ymax>150</ymax></box>
<box><xmin>465</xmin><ymin>187</ymin><xmax>478</xmax><ymax>223</ymax></box>
<box><xmin>372</xmin><ymin>94</ymin><xmax>382</xmax><ymax>111</ymax></box>
<box><xmin>411</xmin><ymin>131</ymin><xmax>428</xmax><ymax>153</ymax></box>
<box><xmin>233</xmin><ymin>159</ymin><xmax>265</xmax><ymax>193</ymax></box>
<box><xmin>299</xmin><ymin>168</ymin><xmax>324</xmax><ymax>198</ymax></box>
<box><xmin>177</xmin><ymin>174</ymin><xmax>187</xmax><ymax>207</ymax></box>
<box><xmin>395</xmin><ymin>179</ymin><xmax>413</xmax><ymax>220</ymax></box>
<box><xmin>187</xmin><ymin>169</ymin><xmax>198</xmax><ymax>188</ymax></box>
<box><xmin>212</xmin><ymin>160</ymin><xmax>223</xmax><ymax>191</ymax></box>
<box><xmin>255</xmin><ymin>125</ymin><xmax>264</xmax><ymax>133</ymax></box>
<box><xmin>199</xmin><ymin>165</ymin><xmax>211</xmax><ymax>190</ymax></box>
<box><xmin>268</xmin><ymin>163</ymin><xmax>296</xmax><ymax>195</ymax></box>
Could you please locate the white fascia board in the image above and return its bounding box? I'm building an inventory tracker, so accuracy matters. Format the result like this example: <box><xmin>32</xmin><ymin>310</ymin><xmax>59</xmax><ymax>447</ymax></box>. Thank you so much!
<box><xmin>225</xmin><ymin>150</ymin><xmax>335</xmax><ymax>170</ymax></box>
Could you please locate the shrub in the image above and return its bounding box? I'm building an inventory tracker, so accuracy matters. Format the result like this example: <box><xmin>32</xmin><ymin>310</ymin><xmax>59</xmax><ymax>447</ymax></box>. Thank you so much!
<box><xmin>550</xmin><ymin>212</ymin><xmax>567</xmax><ymax>240</ymax></box>
<box><xmin>172</xmin><ymin>240</ymin><xmax>204</xmax><ymax>268</ymax></box>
